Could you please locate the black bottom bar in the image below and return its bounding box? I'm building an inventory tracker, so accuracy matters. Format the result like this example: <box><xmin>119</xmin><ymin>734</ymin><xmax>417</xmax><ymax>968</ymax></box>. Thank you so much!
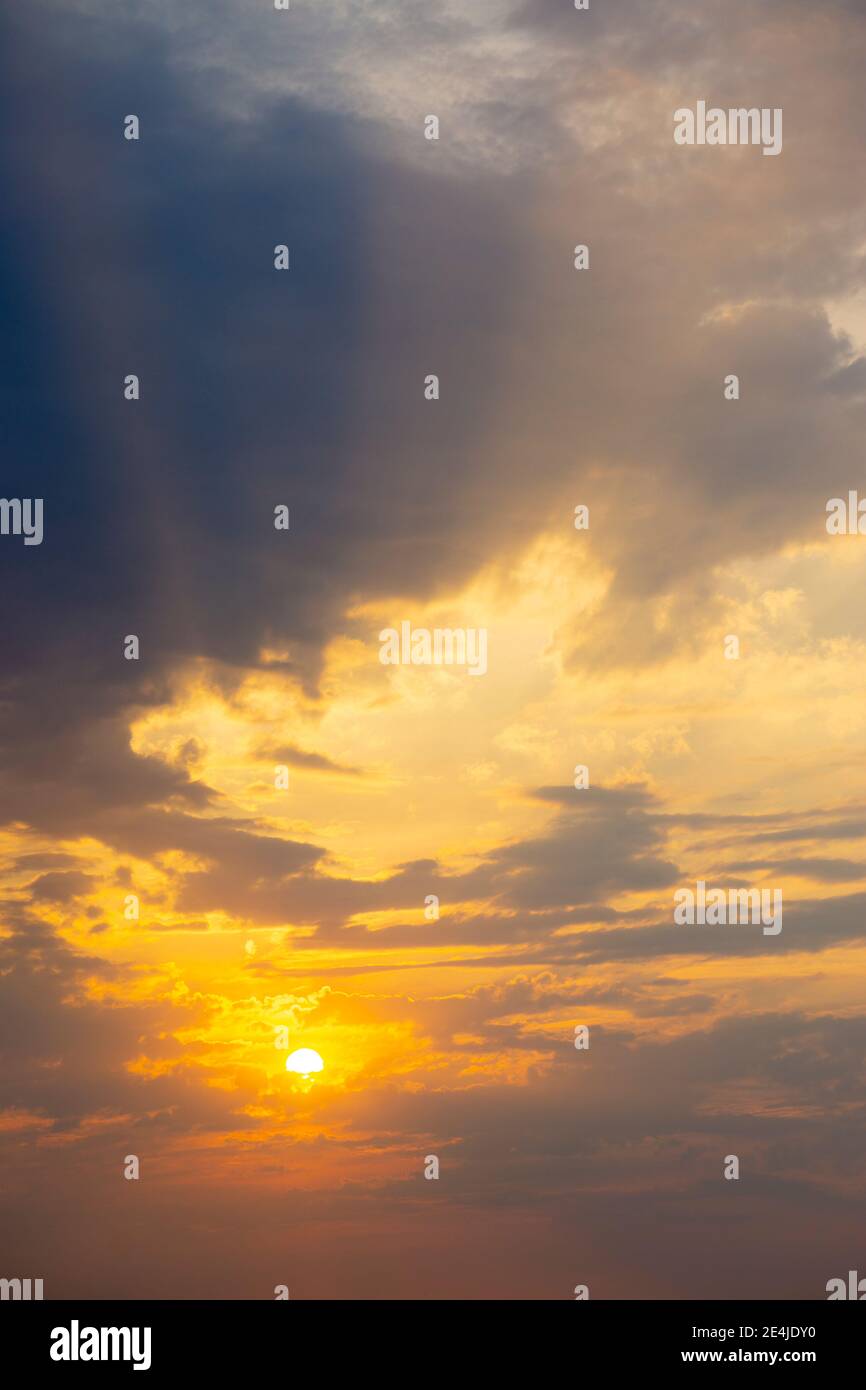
<box><xmin>6</xmin><ymin>1300</ymin><xmax>860</xmax><ymax>1375</ymax></box>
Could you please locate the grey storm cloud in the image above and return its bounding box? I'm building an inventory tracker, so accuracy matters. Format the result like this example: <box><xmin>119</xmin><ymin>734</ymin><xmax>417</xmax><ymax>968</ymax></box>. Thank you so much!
<box><xmin>3</xmin><ymin>0</ymin><xmax>866</xmax><ymax>862</ymax></box>
<box><xmin>4</xmin><ymin>0</ymin><xmax>866</xmax><ymax>810</ymax></box>
<box><xmin>15</xmin><ymin>775</ymin><xmax>861</xmax><ymax>975</ymax></box>
<box><xmin>259</xmin><ymin>743</ymin><xmax>362</xmax><ymax>776</ymax></box>
<box><xmin>25</xmin><ymin>870</ymin><xmax>95</xmax><ymax>903</ymax></box>
<box><xmin>723</xmin><ymin>856</ymin><xmax>866</xmax><ymax>882</ymax></box>
<box><xmin>169</xmin><ymin>783</ymin><xmax>677</xmax><ymax>928</ymax></box>
<box><xmin>0</xmin><ymin>905</ymin><xmax>255</xmax><ymax>1135</ymax></box>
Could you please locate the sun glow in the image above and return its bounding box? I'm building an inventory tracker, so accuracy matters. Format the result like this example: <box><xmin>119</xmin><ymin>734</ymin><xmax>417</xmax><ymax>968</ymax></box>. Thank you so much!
<box><xmin>285</xmin><ymin>1048</ymin><xmax>325</xmax><ymax>1078</ymax></box>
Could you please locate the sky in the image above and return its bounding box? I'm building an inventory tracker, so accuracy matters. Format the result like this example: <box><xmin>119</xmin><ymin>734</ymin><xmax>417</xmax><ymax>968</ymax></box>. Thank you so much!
<box><xmin>2</xmin><ymin>0</ymin><xmax>866</xmax><ymax>1300</ymax></box>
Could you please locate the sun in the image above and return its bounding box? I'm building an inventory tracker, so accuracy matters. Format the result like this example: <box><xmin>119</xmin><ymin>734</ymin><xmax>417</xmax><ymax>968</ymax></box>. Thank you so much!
<box><xmin>285</xmin><ymin>1048</ymin><xmax>324</xmax><ymax>1078</ymax></box>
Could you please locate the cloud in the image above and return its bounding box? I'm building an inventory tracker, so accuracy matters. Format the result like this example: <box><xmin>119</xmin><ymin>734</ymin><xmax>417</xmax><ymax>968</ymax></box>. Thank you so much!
<box><xmin>259</xmin><ymin>743</ymin><xmax>362</xmax><ymax>776</ymax></box>
<box><xmin>25</xmin><ymin>871</ymin><xmax>95</xmax><ymax>903</ymax></box>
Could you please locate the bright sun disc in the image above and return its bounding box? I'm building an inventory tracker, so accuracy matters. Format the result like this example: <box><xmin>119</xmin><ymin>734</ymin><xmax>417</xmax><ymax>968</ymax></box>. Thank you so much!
<box><xmin>285</xmin><ymin>1048</ymin><xmax>324</xmax><ymax>1077</ymax></box>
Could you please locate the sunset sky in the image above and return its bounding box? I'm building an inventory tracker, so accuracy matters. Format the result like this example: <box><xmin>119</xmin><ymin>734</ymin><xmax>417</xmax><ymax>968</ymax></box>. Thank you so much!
<box><xmin>3</xmin><ymin>0</ymin><xmax>866</xmax><ymax>1299</ymax></box>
